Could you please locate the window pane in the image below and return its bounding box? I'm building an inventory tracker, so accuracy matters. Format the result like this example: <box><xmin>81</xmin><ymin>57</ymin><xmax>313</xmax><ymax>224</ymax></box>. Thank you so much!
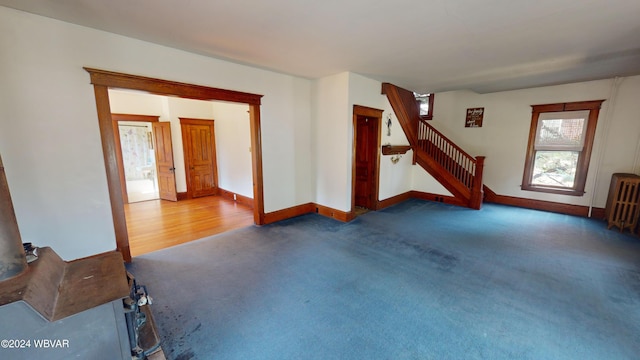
<box><xmin>532</xmin><ymin>151</ymin><xmax>579</xmax><ymax>188</ymax></box>
<box><xmin>536</xmin><ymin>118</ymin><xmax>585</xmax><ymax>148</ymax></box>
<box><xmin>414</xmin><ymin>93</ymin><xmax>430</xmax><ymax>116</ymax></box>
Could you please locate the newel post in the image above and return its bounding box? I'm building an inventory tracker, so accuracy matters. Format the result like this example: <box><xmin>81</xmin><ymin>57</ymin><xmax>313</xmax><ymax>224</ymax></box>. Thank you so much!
<box><xmin>470</xmin><ymin>156</ymin><xmax>485</xmax><ymax>210</ymax></box>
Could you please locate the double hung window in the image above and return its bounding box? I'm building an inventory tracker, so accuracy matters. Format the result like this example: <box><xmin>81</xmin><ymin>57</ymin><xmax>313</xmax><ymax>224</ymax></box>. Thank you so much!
<box><xmin>521</xmin><ymin>100</ymin><xmax>604</xmax><ymax>196</ymax></box>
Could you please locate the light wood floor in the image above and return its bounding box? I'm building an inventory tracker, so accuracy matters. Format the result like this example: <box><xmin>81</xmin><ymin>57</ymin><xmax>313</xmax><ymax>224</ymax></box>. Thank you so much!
<box><xmin>124</xmin><ymin>196</ymin><xmax>254</xmax><ymax>257</ymax></box>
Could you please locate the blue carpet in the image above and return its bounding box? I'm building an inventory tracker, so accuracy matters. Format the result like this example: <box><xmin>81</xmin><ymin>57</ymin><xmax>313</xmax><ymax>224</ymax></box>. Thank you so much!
<box><xmin>127</xmin><ymin>200</ymin><xmax>640</xmax><ymax>360</ymax></box>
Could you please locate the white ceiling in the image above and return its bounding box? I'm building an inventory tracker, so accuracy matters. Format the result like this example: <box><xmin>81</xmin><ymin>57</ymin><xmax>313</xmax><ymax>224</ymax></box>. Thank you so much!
<box><xmin>2</xmin><ymin>0</ymin><xmax>640</xmax><ymax>93</ymax></box>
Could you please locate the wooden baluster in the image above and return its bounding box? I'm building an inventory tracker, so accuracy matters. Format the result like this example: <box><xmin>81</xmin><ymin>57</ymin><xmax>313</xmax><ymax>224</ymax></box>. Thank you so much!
<box><xmin>467</xmin><ymin>158</ymin><xmax>472</xmax><ymax>188</ymax></box>
<box><xmin>439</xmin><ymin>137</ymin><xmax>443</xmax><ymax>165</ymax></box>
<box><xmin>457</xmin><ymin>153</ymin><xmax>462</xmax><ymax>183</ymax></box>
<box><xmin>458</xmin><ymin>154</ymin><xmax>462</xmax><ymax>183</ymax></box>
<box><xmin>453</xmin><ymin>152</ymin><xmax>458</xmax><ymax>179</ymax></box>
<box><xmin>444</xmin><ymin>141</ymin><xmax>448</xmax><ymax>169</ymax></box>
<box><xmin>446</xmin><ymin>143</ymin><xmax>450</xmax><ymax>171</ymax></box>
<box><xmin>465</xmin><ymin>158</ymin><xmax>470</xmax><ymax>187</ymax></box>
<box><xmin>441</xmin><ymin>137</ymin><xmax>445</xmax><ymax>166</ymax></box>
<box><xmin>448</xmin><ymin>144</ymin><xmax>453</xmax><ymax>173</ymax></box>
<box><xmin>463</xmin><ymin>155</ymin><xmax>467</xmax><ymax>185</ymax></box>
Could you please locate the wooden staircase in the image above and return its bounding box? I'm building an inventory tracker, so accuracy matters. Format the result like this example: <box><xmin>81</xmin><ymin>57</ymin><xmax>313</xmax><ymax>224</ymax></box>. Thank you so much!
<box><xmin>382</xmin><ymin>83</ymin><xmax>485</xmax><ymax>209</ymax></box>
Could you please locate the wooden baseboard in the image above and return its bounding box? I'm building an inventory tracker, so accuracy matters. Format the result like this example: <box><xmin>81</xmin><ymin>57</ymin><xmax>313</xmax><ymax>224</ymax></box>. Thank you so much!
<box><xmin>378</xmin><ymin>191</ymin><xmax>468</xmax><ymax>210</ymax></box>
<box><xmin>590</xmin><ymin>207</ymin><xmax>606</xmax><ymax>219</ymax></box>
<box><xmin>410</xmin><ymin>190</ymin><xmax>466</xmax><ymax>207</ymax></box>
<box><xmin>315</xmin><ymin>204</ymin><xmax>354</xmax><ymax>222</ymax></box>
<box><xmin>263</xmin><ymin>203</ymin><xmax>316</xmax><ymax>224</ymax></box>
<box><xmin>177</xmin><ymin>192</ymin><xmax>188</xmax><ymax>201</ymax></box>
<box><xmin>262</xmin><ymin>187</ymin><xmax>606</xmax><ymax>226</ymax></box>
<box><xmin>218</xmin><ymin>188</ymin><xmax>254</xmax><ymax>209</ymax></box>
<box><xmin>482</xmin><ymin>185</ymin><xmax>498</xmax><ymax>202</ymax></box>
<box><xmin>377</xmin><ymin>192</ymin><xmax>413</xmax><ymax>210</ymax></box>
<box><xmin>263</xmin><ymin>202</ymin><xmax>354</xmax><ymax>224</ymax></box>
<box><xmin>487</xmin><ymin>194</ymin><xmax>589</xmax><ymax>217</ymax></box>
<box><xmin>483</xmin><ymin>185</ymin><xmax>604</xmax><ymax>218</ymax></box>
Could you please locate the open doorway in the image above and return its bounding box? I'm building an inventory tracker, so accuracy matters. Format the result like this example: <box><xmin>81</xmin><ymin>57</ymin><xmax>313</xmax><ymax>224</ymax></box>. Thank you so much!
<box><xmin>86</xmin><ymin>68</ymin><xmax>265</xmax><ymax>262</ymax></box>
<box><xmin>108</xmin><ymin>90</ymin><xmax>255</xmax><ymax>256</ymax></box>
<box><xmin>108</xmin><ymin>89</ymin><xmax>255</xmax><ymax>256</ymax></box>
<box><xmin>118</xmin><ymin>121</ymin><xmax>159</xmax><ymax>203</ymax></box>
<box><xmin>111</xmin><ymin>114</ymin><xmax>163</xmax><ymax>204</ymax></box>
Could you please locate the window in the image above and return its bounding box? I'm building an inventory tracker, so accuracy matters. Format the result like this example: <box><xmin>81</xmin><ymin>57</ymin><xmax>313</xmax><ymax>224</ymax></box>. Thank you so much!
<box><xmin>414</xmin><ymin>92</ymin><xmax>434</xmax><ymax>120</ymax></box>
<box><xmin>521</xmin><ymin>100</ymin><xmax>604</xmax><ymax>196</ymax></box>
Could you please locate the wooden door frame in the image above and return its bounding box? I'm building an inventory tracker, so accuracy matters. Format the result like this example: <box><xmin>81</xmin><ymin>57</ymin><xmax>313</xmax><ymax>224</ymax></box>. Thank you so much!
<box><xmin>180</xmin><ymin>118</ymin><xmax>219</xmax><ymax>199</ymax></box>
<box><xmin>85</xmin><ymin>68</ymin><xmax>264</xmax><ymax>262</ymax></box>
<box><xmin>351</xmin><ymin>105</ymin><xmax>383</xmax><ymax>213</ymax></box>
<box><xmin>111</xmin><ymin>114</ymin><xmax>160</xmax><ymax>205</ymax></box>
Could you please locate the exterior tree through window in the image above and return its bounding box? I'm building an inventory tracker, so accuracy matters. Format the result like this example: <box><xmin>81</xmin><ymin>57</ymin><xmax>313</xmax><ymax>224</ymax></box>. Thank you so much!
<box><xmin>521</xmin><ymin>100</ymin><xmax>604</xmax><ymax>196</ymax></box>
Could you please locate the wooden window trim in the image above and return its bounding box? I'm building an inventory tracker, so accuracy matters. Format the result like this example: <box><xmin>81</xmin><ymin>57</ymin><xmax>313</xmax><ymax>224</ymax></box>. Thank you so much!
<box><xmin>521</xmin><ymin>100</ymin><xmax>604</xmax><ymax>196</ymax></box>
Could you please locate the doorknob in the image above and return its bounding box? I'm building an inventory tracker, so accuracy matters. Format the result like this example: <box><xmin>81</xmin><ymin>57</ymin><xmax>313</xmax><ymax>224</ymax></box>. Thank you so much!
<box><xmin>169</xmin><ymin>167</ymin><xmax>176</xmax><ymax>172</ymax></box>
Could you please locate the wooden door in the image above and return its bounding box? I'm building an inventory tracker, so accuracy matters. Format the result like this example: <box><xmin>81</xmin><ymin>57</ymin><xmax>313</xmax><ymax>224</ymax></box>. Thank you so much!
<box><xmin>354</xmin><ymin>115</ymin><xmax>378</xmax><ymax>209</ymax></box>
<box><xmin>152</xmin><ymin>122</ymin><xmax>177</xmax><ymax>201</ymax></box>
<box><xmin>181</xmin><ymin>119</ymin><xmax>218</xmax><ymax>198</ymax></box>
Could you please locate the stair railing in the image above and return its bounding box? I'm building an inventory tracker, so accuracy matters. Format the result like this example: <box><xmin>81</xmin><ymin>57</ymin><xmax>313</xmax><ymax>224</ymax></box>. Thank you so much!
<box><xmin>382</xmin><ymin>82</ymin><xmax>485</xmax><ymax>209</ymax></box>
<box><xmin>417</xmin><ymin>119</ymin><xmax>485</xmax><ymax>208</ymax></box>
<box><xmin>417</xmin><ymin>119</ymin><xmax>473</xmax><ymax>188</ymax></box>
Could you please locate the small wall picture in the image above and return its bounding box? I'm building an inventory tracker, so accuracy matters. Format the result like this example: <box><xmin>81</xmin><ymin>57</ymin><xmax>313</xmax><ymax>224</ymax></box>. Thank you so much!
<box><xmin>465</xmin><ymin>107</ymin><xmax>484</xmax><ymax>128</ymax></box>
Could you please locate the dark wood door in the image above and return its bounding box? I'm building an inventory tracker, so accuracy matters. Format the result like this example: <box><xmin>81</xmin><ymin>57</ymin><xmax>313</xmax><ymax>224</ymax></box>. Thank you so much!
<box><xmin>355</xmin><ymin>115</ymin><xmax>377</xmax><ymax>209</ymax></box>
<box><xmin>152</xmin><ymin>122</ymin><xmax>177</xmax><ymax>201</ymax></box>
<box><xmin>182</xmin><ymin>120</ymin><xmax>217</xmax><ymax>198</ymax></box>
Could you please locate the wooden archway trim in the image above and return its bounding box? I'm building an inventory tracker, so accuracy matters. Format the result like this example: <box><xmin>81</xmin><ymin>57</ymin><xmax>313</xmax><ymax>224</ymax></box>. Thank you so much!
<box><xmin>85</xmin><ymin>68</ymin><xmax>265</xmax><ymax>262</ymax></box>
<box><xmin>85</xmin><ymin>68</ymin><xmax>262</xmax><ymax>105</ymax></box>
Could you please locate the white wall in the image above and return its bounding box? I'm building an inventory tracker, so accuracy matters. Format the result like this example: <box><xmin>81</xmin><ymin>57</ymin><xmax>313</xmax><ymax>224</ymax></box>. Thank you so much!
<box><xmin>313</xmin><ymin>72</ymin><xmax>449</xmax><ymax>207</ymax></box>
<box><xmin>429</xmin><ymin>76</ymin><xmax>640</xmax><ymax>208</ymax></box>
<box><xmin>347</xmin><ymin>73</ymin><xmax>415</xmax><ymax>202</ymax></box>
<box><xmin>0</xmin><ymin>7</ymin><xmax>313</xmax><ymax>260</ymax></box>
<box><xmin>211</xmin><ymin>102</ymin><xmax>253</xmax><ymax>198</ymax></box>
<box><xmin>109</xmin><ymin>90</ymin><xmax>166</xmax><ymax>117</ymax></box>
<box><xmin>312</xmin><ymin>72</ymin><xmax>350</xmax><ymax>211</ymax></box>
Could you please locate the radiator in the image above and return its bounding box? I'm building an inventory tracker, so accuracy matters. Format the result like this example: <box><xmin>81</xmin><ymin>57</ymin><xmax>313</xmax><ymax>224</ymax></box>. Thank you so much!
<box><xmin>605</xmin><ymin>173</ymin><xmax>640</xmax><ymax>233</ymax></box>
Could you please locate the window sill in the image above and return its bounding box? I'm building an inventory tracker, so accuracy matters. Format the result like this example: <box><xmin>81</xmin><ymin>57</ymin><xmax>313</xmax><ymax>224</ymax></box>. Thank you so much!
<box><xmin>521</xmin><ymin>184</ymin><xmax>585</xmax><ymax>196</ymax></box>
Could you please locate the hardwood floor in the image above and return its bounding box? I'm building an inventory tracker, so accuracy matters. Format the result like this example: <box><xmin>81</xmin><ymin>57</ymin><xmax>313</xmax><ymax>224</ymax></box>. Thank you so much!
<box><xmin>124</xmin><ymin>195</ymin><xmax>254</xmax><ymax>257</ymax></box>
